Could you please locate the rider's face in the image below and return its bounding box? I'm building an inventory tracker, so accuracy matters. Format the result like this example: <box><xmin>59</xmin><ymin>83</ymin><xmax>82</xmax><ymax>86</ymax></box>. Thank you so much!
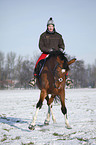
<box><xmin>48</xmin><ymin>25</ymin><xmax>54</xmax><ymax>32</ymax></box>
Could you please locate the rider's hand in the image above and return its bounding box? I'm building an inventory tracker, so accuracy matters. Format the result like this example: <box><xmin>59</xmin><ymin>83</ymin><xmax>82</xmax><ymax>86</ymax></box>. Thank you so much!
<box><xmin>49</xmin><ymin>48</ymin><xmax>55</xmax><ymax>52</ymax></box>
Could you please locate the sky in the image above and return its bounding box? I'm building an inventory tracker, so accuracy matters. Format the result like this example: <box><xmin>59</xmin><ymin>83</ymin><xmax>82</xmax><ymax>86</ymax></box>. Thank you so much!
<box><xmin>0</xmin><ymin>0</ymin><xmax>96</xmax><ymax>65</ymax></box>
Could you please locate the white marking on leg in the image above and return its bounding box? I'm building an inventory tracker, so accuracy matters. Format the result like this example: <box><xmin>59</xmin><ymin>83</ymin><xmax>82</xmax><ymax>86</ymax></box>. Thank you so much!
<box><xmin>45</xmin><ymin>106</ymin><xmax>51</xmax><ymax>123</ymax></box>
<box><xmin>31</xmin><ymin>108</ymin><xmax>39</xmax><ymax>126</ymax></box>
<box><xmin>46</xmin><ymin>113</ymin><xmax>50</xmax><ymax>122</ymax></box>
<box><xmin>45</xmin><ymin>105</ymin><xmax>56</xmax><ymax>124</ymax></box>
<box><xmin>64</xmin><ymin>114</ymin><xmax>71</xmax><ymax>129</ymax></box>
<box><xmin>50</xmin><ymin>107</ymin><xmax>56</xmax><ymax>123</ymax></box>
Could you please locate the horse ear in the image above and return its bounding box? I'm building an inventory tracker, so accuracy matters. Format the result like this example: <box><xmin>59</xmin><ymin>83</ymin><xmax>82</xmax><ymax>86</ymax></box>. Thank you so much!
<box><xmin>67</xmin><ymin>58</ymin><xmax>76</xmax><ymax>65</ymax></box>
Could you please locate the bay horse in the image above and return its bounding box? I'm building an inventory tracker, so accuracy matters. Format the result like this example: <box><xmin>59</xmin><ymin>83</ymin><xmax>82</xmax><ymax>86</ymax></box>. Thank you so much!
<box><xmin>29</xmin><ymin>51</ymin><xmax>76</xmax><ymax>130</ymax></box>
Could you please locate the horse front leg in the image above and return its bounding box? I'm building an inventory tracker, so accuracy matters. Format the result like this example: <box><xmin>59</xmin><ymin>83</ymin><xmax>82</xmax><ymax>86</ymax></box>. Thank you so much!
<box><xmin>28</xmin><ymin>89</ymin><xmax>47</xmax><ymax>130</ymax></box>
<box><xmin>28</xmin><ymin>108</ymin><xmax>39</xmax><ymax>130</ymax></box>
<box><xmin>44</xmin><ymin>95</ymin><xmax>56</xmax><ymax>125</ymax></box>
<box><xmin>60</xmin><ymin>90</ymin><xmax>72</xmax><ymax>129</ymax></box>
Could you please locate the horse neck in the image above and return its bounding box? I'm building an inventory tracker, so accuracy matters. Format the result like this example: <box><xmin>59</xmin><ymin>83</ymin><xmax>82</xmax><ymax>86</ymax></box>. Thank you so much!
<box><xmin>47</xmin><ymin>56</ymin><xmax>63</xmax><ymax>72</ymax></box>
<box><xmin>48</xmin><ymin>57</ymin><xmax>58</xmax><ymax>68</ymax></box>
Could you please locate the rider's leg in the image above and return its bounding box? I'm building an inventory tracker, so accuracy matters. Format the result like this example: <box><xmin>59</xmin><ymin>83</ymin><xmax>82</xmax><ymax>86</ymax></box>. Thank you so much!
<box><xmin>29</xmin><ymin>73</ymin><xmax>37</xmax><ymax>86</ymax></box>
<box><xmin>29</xmin><ymin>53</ymin><xmax>48</xmax><ymax>87</ymax></box>
<box><xmin>29</xmin><ymin>66</ymin><xmax>38</xmax><ymax>87</ymax></box>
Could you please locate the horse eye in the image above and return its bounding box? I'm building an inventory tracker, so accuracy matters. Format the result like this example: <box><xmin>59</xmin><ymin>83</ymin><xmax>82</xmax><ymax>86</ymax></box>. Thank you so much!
<box><xmin>62</xmin><ymin>69</ymin><xmax>65</xmax><ymax>73</ymax></box>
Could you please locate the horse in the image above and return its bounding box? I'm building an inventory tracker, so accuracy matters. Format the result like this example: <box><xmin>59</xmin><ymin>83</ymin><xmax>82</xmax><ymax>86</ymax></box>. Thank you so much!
<box><xmin>28</xmin><ymin>51</ymin><xmax>76</xmax><ymax>130</ymax></box>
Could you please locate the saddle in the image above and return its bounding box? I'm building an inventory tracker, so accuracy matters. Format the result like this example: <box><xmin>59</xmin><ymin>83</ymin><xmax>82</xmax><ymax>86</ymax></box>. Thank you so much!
<box><xmin>35</xmin><ymin>58</ymin><xmax>46</xmax><ymax>77</ymax></box>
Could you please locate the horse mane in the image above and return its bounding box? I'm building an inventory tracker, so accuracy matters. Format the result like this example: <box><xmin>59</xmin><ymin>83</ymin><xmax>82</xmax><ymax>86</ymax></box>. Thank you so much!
<box><xmin>47</xmin><ymin>51</ymin><xmax>67</xmax><ymax>60</ymax></box>
<box><xmin>47</xmin><ymin>51</ymin><xmax>69</xmax><ymax>71</ymax></box>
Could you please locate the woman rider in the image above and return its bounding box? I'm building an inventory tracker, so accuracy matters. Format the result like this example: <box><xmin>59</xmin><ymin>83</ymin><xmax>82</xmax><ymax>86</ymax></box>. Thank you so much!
<box><xmin>29</xmin><ymin>17</ymin><xmax>65</xmax><ymax>86</ymax></box>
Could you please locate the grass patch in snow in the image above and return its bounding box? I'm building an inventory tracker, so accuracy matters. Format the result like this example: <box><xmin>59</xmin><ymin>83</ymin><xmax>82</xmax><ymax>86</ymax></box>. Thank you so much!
<box><xmin>11</xmin><ymin>136</ymin><xmax>21</xmax><ymax>140</ymax></box>
<box><xmin>3</xmin><ymin>128</ymin><xmax>11</xmax><ymax>132</ymax></box>
<box><xmin>21</xmin><ymin>142</ymin><xmax>34</xmax><ymax>145</ymax></box>
<box><xmin>1</xmin><ymin>134</ymin><xmax>7</xmax><ymax>142</ymax></box>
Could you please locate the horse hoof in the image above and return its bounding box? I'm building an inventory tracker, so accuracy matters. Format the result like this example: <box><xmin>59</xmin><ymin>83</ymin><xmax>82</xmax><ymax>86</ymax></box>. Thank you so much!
<box><xmin>44</xmin><ymin>120</ymin><xmax>49</xmax><ymax>125</ymax></box>
<box><xmin>65</xmin><ymin>125</ymin><xmax>72</xmax><ymax>129</ymax></box>
<box><xmin>28</xmin><ymin>124</ymin><xmax>35</xmax><ymax>130</ymax></box>
<box><xmin>53</xmin><ymin>120</ymin><xmax>56</xmax><ymax>123</ymax></box>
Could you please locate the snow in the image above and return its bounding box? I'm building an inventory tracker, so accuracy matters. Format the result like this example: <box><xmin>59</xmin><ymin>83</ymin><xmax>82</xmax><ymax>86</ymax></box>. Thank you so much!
<box><xmin>0</xmin><ymin>88</ymin><xmax>96</xmax><ymax>145</ymax></box>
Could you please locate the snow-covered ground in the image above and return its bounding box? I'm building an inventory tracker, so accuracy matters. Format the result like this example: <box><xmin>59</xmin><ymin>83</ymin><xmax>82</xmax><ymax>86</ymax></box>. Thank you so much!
<box><xmin>0</xmin><ymin>88</ymin><xmax>96</xmax><ymax>145</ymax></box>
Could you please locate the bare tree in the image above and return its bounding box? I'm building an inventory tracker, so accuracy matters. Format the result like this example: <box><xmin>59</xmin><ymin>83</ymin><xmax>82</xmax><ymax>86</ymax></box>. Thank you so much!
<box><xmin>0</xmin><ymin>51</ymin><xmax>5</xmax><ymax>88</ymax></box>
<box><xmin>18</xmin><ymin>58</ymin><xmax>34</xmax><ymax>88</ymax></box>
<box><xmin>69</xmin><ymin>60</ymin><xmax>87</xmax><ymax>88</ymax></box>
<box><xmin>0</xmin><ymin>51</ymin><xmax>96</xmax><ymax>89</ymax></box>
<box><xmin>90</xmin><ymin>62</ymin><xmax>96</xmax><ymax>88</ymax></box>
<box><xmin>5</xmin><ymin>52</ymin><xmax>16</xmax><ymax>88</ymax></box>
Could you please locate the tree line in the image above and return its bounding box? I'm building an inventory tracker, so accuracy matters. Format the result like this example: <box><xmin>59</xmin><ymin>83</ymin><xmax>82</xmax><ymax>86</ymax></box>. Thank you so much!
<box><xmin>0</xmin><ymin>51</ymin><xmax>96</xmax><ymax>89</ymax></box>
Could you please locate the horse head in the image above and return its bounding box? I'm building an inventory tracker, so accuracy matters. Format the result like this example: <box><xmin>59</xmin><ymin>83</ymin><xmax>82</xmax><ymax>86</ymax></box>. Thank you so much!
<box><xmin>53</xmin><ymin>51</ymin><xmax>76</xmax><ymax>75</ymax></box>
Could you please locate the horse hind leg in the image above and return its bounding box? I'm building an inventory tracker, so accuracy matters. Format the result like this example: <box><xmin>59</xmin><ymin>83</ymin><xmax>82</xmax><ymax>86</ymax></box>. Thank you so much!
<box><xmin>44</xmin><ymin>105</ymin><xmax>51</xmax><ymax>125</ymax></box>
<box><xmin>44</xmin><ymin>105</ymin><xmax>56</xmax><ymax>125</ymax></box>
<box><xmin>44</xmin><ymin>95</ymin><xmax>56</xmax><ymax>125</ymax></box>
<box><xmin>48</xmin><ymin>95</ymin><xmax>56</xmax><ymax>123</ymax></box>
<box><xmin>50</xmin><ymin>105</ymin><xmax>56</xmax><ymax>123</ymax></box>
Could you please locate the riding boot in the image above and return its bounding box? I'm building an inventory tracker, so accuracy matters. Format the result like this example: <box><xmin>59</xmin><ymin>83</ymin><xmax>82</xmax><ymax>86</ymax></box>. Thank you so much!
<box><xmin>66</xmin><ymin>77</ymin><xmax>73</xmax><ymax>87</ymax></box>
<box><xmin>29</xmin><ymin>76</ymin><xmax>36</xmax><ymax>87</ymax></box>
<box><xmin>29</xmin><ymin>68</ymin><xmax>37</xmax><ymax>87</ymax></box>
<box><xmin>29</xmin><ymin>61</ymin><xmax>41</xmax><ymax>87</ymax></box>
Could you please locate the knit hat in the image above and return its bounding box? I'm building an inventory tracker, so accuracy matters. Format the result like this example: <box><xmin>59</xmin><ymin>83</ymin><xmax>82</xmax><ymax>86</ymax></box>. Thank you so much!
<box><xmin>47</xmin><ymin>17</ymin><xmax>55</xmax><ymax>26</ymax></box>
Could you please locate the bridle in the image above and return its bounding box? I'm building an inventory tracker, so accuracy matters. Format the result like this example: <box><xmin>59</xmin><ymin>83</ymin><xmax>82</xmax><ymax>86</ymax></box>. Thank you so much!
<box><xmin>48</xmin><ymin>61</ymin><xmax>66</xmax><ymax>89</ymax></box>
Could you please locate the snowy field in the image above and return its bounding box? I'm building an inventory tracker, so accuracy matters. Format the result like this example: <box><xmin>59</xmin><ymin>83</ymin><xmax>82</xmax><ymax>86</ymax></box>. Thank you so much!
<box><xmin>0</xmin><ymin>88</ymin><xmax>96</xmax><ymax>145</ymax></box>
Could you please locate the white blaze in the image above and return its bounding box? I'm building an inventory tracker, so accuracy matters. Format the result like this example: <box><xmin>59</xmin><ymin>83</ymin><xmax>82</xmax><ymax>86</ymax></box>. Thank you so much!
<box><xmin>62</xmin><ymin>69</ymin><xmax>65</xmax><ymax>73</ymax></box>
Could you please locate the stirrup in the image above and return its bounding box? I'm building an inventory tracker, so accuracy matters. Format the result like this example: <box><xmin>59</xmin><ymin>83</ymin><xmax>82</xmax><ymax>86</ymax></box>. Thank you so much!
<box><xmin>29</xmin><ymin>78</ymin><xmax>36</xmax><ymax>87</ymax></box>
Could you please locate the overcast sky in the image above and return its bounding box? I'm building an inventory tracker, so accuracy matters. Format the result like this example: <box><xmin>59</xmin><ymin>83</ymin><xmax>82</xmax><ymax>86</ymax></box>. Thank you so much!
<box><xmin>0</xmin><ymin>0</ymin><xmax>96</xmax><ymax>65</ymax></box>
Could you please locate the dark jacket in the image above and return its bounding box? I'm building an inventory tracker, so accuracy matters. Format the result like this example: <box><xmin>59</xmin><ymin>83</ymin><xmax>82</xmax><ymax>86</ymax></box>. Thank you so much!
<box><xmin>39</xmin><ymin>30</ymin><xmax>65</xmax><ymax>54</ymax></box>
